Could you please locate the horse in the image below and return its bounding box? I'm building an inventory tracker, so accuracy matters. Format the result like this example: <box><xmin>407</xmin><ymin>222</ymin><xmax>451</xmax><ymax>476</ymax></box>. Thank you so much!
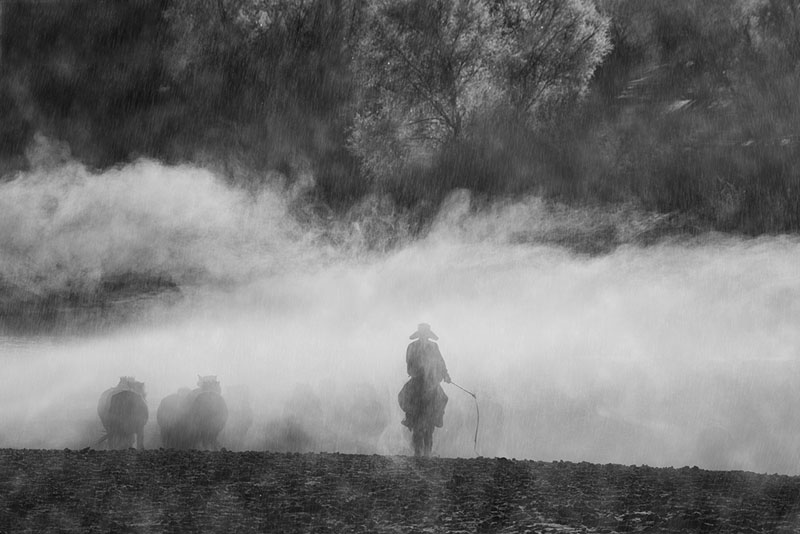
<box><xmin>97</xmin><ymin>377</ymin><xmax>149</xmax><ymax>450</ymax></box>
<box><xmin>399</xmin><ymin>377</ymin><xmax>448</xmax><ymax>457</ymax></box>
<box><xmin>157</xmin><ymin>376</ymin><xmax>228</xmax><ymax>450</ymax></box>
<box><xmin>219</xmin><ymin>384</ymin><xmax>253</xmax><ymax>451</ymax></box>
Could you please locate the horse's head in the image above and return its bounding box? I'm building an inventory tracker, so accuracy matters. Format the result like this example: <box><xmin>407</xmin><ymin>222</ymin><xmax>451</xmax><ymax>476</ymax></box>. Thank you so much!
<box><xmin>118</xmin><ymin>376</ymin><xmax>147</xmax><ymax>398</ymax></box>
<box><xmin>197</xmin><ymin>375</ymin><xmax>221</xmax><ymax>394</ymax></box>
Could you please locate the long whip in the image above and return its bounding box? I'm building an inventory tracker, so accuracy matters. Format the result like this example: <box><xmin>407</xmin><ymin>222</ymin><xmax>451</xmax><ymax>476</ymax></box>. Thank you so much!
<box><xmin>91</xmin><ymin>434</ymin><xmax>108</xmax><ymax>449</ymax></box>
<box><xmin>449</xmin><ymin>381</ymin><xmax>479</xmax><ymax>454</ymax></box>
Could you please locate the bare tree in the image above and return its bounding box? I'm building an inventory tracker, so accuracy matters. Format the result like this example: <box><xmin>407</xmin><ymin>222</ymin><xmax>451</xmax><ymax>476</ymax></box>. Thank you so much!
<box><xmin>349</xmin><ymin>0</ymin><xmax>610</xmax><ymax>179</ymax></box>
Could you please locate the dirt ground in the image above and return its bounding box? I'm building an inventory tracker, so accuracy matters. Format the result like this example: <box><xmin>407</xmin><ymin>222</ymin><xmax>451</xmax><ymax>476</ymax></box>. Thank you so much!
<box><xmin>1</xmin><ymin>449</ymin><xmax>800</xmax><ymax>533</ymax></box>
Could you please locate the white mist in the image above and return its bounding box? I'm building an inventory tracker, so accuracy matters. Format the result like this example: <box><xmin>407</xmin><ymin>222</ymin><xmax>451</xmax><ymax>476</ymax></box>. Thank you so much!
<box><xmin>1</xmin><ymin>161</ymin><xmax>799</xmax><ymax>474</ymax></box>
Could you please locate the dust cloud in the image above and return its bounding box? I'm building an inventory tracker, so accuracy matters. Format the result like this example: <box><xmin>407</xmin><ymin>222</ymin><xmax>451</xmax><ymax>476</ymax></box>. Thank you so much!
<box><xmin>1</xmin><ymin>159</ymin><xmax>800</xmax><ymax>474</ymax></box>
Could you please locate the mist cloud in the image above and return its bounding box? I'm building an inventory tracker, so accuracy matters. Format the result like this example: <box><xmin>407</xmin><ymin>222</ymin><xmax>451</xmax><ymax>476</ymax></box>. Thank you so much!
<box><xmin>0</xmin><ymin>158</ymin><xmax>310</xmax><ymax>298</ymax></box>
<box><xmin>1</xmin><ymin>160</ymin><xmax>800</xmax><ymax>474</ymax></box>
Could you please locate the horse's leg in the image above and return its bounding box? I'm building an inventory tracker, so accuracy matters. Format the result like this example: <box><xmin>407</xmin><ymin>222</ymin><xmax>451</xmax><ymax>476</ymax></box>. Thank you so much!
<box><xmin>412</xmin><ymin>427</ymin><xmax>424</xmax><ymax>457</ymax></box>
<box><xmin>423</xmin><ymin>426</ymin><xmax>433</xmax><ymax>457</ymax></box>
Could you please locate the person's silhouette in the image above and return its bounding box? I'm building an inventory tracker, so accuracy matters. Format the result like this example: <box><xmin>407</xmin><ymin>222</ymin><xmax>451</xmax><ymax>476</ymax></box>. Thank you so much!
<box><xmin>398</xmin><ymin>323</ymin><xmax>451</xmax><ymax>456</ymax></box>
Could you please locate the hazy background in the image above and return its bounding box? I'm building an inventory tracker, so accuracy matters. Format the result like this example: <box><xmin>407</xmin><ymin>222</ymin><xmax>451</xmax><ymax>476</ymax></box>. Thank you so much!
<box><xmin>2</xmin><ymin>0</ymin><xmax>800</xmax><ymax>476</ymax></box>
<box><xmin>1</xmin><ymin>157</ymin><xmax>799</xmax><ymax>474</ymax></box>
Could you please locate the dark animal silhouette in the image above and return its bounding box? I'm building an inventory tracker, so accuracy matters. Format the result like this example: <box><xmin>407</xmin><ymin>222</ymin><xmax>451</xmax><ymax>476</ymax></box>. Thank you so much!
<box><xmin>157</xmin><ymin>376</ymin><xmax>228</xmax><ymax>450</ymax></box>
<box><xmin>264</xmin><ymin>384</ymin><xmax>326</xmax><ymax>453</ymax></box>
<box><xmin>334</xmin><ymin>382</ymin><xmax>389</xmax><ymax>454</ymax></box>
<box><xmin>97</xmin><ymin>377</ymin><xmax>149</xmax><ymax>450</ymax></box>
<box><xmin>220</xmin><ymin>384</ymin><xmax>254</xmax><ymax>451</ymax></box>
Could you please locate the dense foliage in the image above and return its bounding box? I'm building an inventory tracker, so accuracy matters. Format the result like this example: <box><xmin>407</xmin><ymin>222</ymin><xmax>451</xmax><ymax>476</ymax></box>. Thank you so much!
<box><xmin>579</xmin><ymin>0</ymin><xmax>800</xmax><ymax>233</ymax></box>
<box><xmin>349</xmin><ymin>0</ymin><xmax>609</xmax><ymax>181</ymax></box>
<box><xmin>1</xmin><ymin>0</ymin><xmax>800</xmax><ymax>234</ymax></box>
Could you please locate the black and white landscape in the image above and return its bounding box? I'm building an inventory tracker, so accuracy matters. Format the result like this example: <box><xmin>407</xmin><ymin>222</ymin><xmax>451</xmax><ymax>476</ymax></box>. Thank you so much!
<box><xmin>1</xmin><ymin>1</ymin><xmax>800</xmax><ymax>532</ymax></box>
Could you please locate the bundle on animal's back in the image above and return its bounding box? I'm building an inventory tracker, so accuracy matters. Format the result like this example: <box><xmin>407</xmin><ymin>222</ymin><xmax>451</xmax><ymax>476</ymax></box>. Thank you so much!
<box><xmin>97</xmin><ymin>377</ymin><xmax>148</xmax><ymax>450</ymax></box>
<box><xmin>157</xmin><ymin>376</ymin><xmax>228</xmax><ymax>450</ymax></box>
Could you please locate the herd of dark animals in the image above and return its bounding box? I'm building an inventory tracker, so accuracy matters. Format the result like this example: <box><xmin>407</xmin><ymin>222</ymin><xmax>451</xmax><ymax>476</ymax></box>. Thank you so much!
<box><xmin>97</xmin><ymin>375</ymin><xmax>230</xmax><ymax>451</ymax></box>
<box><xmin>96</xmin><ymin>323</ymin><xmax>453</xmax><ymax>456</ymax></box>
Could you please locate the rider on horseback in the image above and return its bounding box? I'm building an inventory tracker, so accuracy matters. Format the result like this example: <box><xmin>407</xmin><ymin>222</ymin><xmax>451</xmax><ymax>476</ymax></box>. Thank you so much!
<box><xmin>398</xmin><ymin>323</ymin><xmax>451</xmax><ymax>457</ymax></box>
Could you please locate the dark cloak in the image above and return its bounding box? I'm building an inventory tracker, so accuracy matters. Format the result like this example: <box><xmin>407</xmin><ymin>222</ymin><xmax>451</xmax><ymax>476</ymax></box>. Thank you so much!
<box><xmin>399</xmin><ymin>339</ymin><xmax>450</xmax><ymax>429</ymax></box>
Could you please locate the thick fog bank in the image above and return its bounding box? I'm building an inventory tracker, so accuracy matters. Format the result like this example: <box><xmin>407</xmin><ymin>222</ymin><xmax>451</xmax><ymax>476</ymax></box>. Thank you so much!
<box><xmin>0</xmin><ymin>159</ymin><xmax>314</xmax><ymax>295</ymax></box>
<box><xmin>1</xmin><ymin>161</ymin><xmax>799</xmax><ymax>474</ymax></box>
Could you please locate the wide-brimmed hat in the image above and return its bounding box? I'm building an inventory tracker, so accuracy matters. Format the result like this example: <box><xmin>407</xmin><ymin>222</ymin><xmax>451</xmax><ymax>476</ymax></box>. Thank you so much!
<box><xmin>409</xmin><ymin>323</ymin><xmax>438</xmax><ymax>340</ymax></box>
